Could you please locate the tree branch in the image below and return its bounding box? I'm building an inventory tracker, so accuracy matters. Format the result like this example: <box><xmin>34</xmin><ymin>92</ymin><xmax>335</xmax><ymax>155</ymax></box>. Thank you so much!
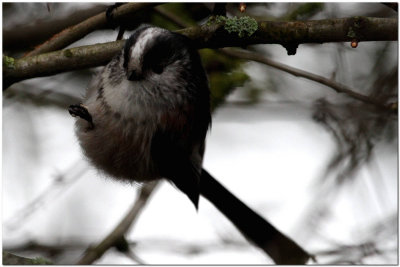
<box><xmin>3</xmin><ymin>40</ymin><xmax>125</xmax><ymax>88</ymax></box>
<box><xmin>220</xmin><ymin>48</ymin><xmax>395</xmax><ymax>111</ymax></box>
<box><xmin>24</xmin><ymin>3</ymin><xmax>157</xmax><ymax>58</ymax></box>
<box><xmin>76</xmin><ymin>182</ymin><xmax>158</xmax><ymax>265</ymax></box>
<box><xmin>152</xmin><ymin>9</ymin><xmax>395</xmax><ymax>111</ymax></box>
<box><xmin>4</xmin><ymin>16</ymin><xmax>397</xmax><ymax>88</ymax></box>
<box><xmin>178</xmin><ymin>16</ymin><xmax>397</xmax><ymax>49</ymax></box>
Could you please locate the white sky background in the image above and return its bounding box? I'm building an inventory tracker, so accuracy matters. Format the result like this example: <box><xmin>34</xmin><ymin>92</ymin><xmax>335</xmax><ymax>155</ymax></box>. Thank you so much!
<box><xmin>2</xmin><ymin>2</ymin><xmax>398</xmax><ymax>264</ymax></box>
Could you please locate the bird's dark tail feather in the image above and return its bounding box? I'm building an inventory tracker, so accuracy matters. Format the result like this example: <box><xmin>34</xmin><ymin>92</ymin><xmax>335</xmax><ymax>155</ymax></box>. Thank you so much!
<box><xmin>200</xmin><ymin>169</ymin><xmax>311</xmax><ymax>264</ymax></box>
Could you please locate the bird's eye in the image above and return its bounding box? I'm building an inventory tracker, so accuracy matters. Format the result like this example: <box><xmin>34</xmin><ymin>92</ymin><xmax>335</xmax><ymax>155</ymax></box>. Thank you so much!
<box><xmin>152</xmin><ymin>64</ymin><xmax>164</xmax><ymax>74</ymax></box>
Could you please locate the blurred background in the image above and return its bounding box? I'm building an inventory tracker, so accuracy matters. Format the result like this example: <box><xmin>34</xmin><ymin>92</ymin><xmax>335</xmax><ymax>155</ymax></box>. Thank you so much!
<box><xmin>2</xmin><ymin>2</ymin><xmax>398</xmax><ymax>264</ymax></box>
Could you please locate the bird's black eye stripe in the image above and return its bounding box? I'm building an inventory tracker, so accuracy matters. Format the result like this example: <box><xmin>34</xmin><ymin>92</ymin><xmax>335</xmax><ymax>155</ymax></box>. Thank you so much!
<box><xmin>152</xmin><ymin>64</ymin><xmax>164</xmax><ymax>74</ymax></box>
<box><xmin>142</xmin><ymin>34</ymin><xmax>188</xmax><ymax>74</ymax></box>
<box><xmin>124</xmin><ymin>27</ymin><xmax>195</xmax><ymax>76</ymax></box>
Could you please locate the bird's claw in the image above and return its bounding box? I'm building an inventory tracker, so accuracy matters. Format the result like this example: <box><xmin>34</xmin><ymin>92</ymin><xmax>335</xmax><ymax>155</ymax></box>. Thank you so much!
<box><xmin>106</xmin><ymin>3</ymin><xmax>124</xmax><ymax>29</ymax></box>
<box><xmin>68</xmin><ymin>104</ymin><xmax>94</xmax><ymax>129</ymax></box>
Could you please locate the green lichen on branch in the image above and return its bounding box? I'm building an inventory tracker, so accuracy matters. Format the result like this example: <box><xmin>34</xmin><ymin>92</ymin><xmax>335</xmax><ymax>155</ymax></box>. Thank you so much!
<box><xmin>208</xmin><ymin>15</ymin><xmax>258</xmax><ymax>38</ymax></box>
<box><xmin>63</xmin><ymin>49</ymin><xmax>73</xmax><ymax>58</ymax></box>
<box><xmin>346</xmin><ymin>17</ymin><xmax>365</xmax><ymax>39</ymax></box>
<box><xmin>216</xmin><ymin>15</ymin><xmax>228</xmax><ymax>24</ymax></box>
<box><xmin>206</xmin><ymin>15</ymin><xmax>227</xmax><ymax>25</ymax></box>
<box><xmin>3</xmin><ymin>56</ymin><xmax>15</xmax><ymax>69</ymax></box>
<box><xmin>347</xmin><ymin>27</ymin><xmax>356</xmax><ymax>38</ymax></box>
<box><xmin>225</xmin><ymin>16</ymin><xmax>258</xmax><ymax>37</ymax></box>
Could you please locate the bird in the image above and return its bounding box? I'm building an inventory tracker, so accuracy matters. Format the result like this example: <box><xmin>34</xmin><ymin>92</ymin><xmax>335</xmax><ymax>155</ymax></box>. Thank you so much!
<box><xmin>69</xmin><ymin>25</ymin><xmax>311</xmax><ymax>264</ymax></box>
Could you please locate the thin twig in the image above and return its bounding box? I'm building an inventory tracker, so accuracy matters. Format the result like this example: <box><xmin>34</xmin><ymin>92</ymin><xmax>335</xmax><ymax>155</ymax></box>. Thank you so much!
<box><xmin>220</xmin><ymin>48</ymin><xmax>394</xmax><ymax>111</ymax></box>
<box><xmin>4</xmin><ymin>160</ymin><xmax>88</xmax><ymax>231</ymax></box>
<box><xmin>124</xmin><ymin>248</ymin><xmax>146</xmax><ymax>264</ymax></box>
<box><xmin>24</xmin><ymin>3</ymin><xmax>157</xmax><ymax>57</ymax></box>
<box><xmin>76</xmin><ymin>182</ymin><xmax>159</xmax><ymax>265</ymax></box>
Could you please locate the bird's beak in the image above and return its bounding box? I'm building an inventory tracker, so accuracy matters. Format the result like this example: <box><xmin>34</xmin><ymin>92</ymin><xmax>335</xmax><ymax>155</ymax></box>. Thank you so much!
<box><xmin>127</xmin><ymin>70</ymin><xmax>141</xmax><ymax>81</ymax></box>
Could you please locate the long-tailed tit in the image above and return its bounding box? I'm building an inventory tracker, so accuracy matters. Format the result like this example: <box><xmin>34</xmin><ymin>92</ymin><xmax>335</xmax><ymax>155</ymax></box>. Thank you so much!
<box><xmin>69</xmin><ymin>25</ymin><xmax>310</xmax><ymax>264</ymax></box>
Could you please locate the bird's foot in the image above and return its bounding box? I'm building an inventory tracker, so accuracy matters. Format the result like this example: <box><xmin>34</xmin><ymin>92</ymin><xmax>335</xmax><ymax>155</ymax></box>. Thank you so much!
<box><xmin>106</xmin><ymin>3</ymin><xmax>124</xmax><ymax>29</ymax></box>
<box><xmin>68</xmin><ymin>104</ymin><xmax>94</xmax><ymax>129</ymax></box>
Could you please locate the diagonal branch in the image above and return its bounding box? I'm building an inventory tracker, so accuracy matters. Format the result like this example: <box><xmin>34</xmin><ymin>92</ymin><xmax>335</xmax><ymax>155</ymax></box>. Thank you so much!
<box><xmin>76</xmin><ymin>182</ymin><xmax>159</xmax><ymax>265</ymax></box>
<box><xmin>220</xmin><ymin>48</ymin><xmax>396</xmax><ymax>111</ymax></box>
<box><xmin>24</xmin><ymin>3</ymin><xmax>158</xmax><ymax>58</ymax></box>
<box><xmin>4</xmin><ymin>16</ymin><xmax>397</xmax><ymax>88</ymax></box>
